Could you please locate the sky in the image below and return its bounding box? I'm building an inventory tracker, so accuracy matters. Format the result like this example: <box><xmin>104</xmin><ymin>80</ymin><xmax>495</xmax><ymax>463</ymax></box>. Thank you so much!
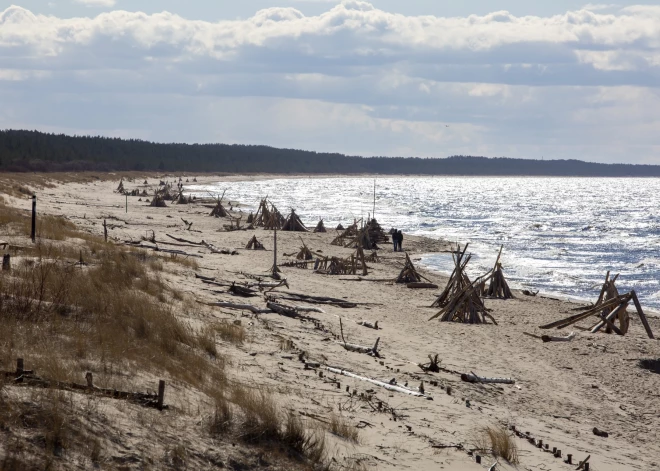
<box><xmin>0</xmin><ymin>1</ymin><xmax>659</xmax><ymax>163</ymax></box>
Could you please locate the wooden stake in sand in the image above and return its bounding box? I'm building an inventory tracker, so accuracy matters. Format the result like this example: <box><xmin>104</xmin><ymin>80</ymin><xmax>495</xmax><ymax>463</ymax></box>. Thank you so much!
<box><xmin>31</xmin><ymin>194</ymin><xmax>36</xmax><ymax>243</ymax></box>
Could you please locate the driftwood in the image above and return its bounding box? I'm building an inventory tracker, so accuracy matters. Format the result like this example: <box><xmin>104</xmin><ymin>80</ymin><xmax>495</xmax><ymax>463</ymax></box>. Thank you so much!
<box><xmin>407</xmin><ymin>282</ymin><xmax>438</xmax><ymax>289</ymax></box>
<box><xmin>339</xmin><ymin>318</ymin><xmax>380</xmax><ymax>356</ymax></box>
<box><xmin>272</xmin><ymin>291</ymin><xmax>360</xmax><ymax>308</ymax></box>
<box><xmin>357</xmin><ymin>320</ymin><xmax>379</xmax><ymax>330</ymax></box>
<box><xmin>202</xmin><ymin>301</ymin><xmax>267</xmax><ymax>314</ymax></box>
<box><xmin>396</xmin><ymin>253</ymin><xmax>422</xmax><ymax>283</ymax></box>
<box><xmin>245</xmin><ymin>235</ymin><xmax>265</xmax><ymax>250</ymax></box>
<box><xmin>542</xmin><ymin>332</ymin><xmax>576</xmax><ymax>343</ymax></box>
<box><xmin>229</xmin><ymin>283</ymin><xmax>259</xmax><ymax>298</ymax></box>
<box><xmin>325</xmin><ymin>366</ymin><xmax>426</xmax><ymax>397</ymax></box>
<box><xmin>201</xmin><ymin>240</ymin><xmax>238</xmax><ymax>255</ymax></box>
<box><xmin>429</xmin><ymin>244</ymin><xmax>495</xmax><ymax>324</ymax></box>
<box><xmin>460</xmin><ymin>373</ymin><xmax>515</xmax><ymax>384</ymax></box>
<box><xmin>486</xmin><ymin>245</ymin><xmax>514</xmax><ymax>299</ymax></box>
<box><xmin>282</xmin><ymin>209</ymin><xmax>309</xmax><ymax>232</ymax></box>
<box><xmin>166</xmin><ymin>233</ymin><xmax>204</xmax><ymax>245</ymax></box>
<box><xmin>313</xmin><ymin>219</ymin><xmax>326</xmax><ymax>233</ymax></box>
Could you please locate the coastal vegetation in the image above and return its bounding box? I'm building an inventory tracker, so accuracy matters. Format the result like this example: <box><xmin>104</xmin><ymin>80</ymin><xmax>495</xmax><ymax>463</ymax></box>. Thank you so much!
<box><xmin>2</xmin><ymin>129</ymin><xmax>660</xmax><ymax>176</ymax></box>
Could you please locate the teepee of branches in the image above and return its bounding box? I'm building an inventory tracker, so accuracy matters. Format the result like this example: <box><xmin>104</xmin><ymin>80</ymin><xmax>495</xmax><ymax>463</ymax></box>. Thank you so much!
<box><xmin>209</xmin><ymin>190</ymin><xmax>228</xmax><ymax>217</ymax></box>
<box><xmin>254</xmin><ymin>198</ymin><xmax>285</xmax><ymax>230</ymax></box>
<box><xmin>245</xmin><ymin>235</ymin><xmax>265</xmax><ymax>250</ymax></box>
<box><xmin>296</xmin><ymin>237</ymin><xmax>314</xmax><ymax>260</ymax></box>
<box><xmin>282</xmin><ymin>209</ymin><xmax>309</xmax><ymax>232</ymax></box>
<box><xmin>539</xmin><ymin>271</ymin><xmax>655</xmax><ymax>339</ymax></box>
<box><xmin>429</xmin><ymin>244</ymin><xmax>497</xmax><ymax>324</ymax></box>
<box><xmin>314</xmin><ymin>219</ymin><xmax>327</xmax><ymax>233</ymax></box>
<box><xmin>486</xmin><ymin>245</ymin><xmax>514</xmax><ymax>299</ymax></box>
<box><xmin>396</xmin><ymin>253</ymin><xmax>422</xmax><ymax>283</ymax></box>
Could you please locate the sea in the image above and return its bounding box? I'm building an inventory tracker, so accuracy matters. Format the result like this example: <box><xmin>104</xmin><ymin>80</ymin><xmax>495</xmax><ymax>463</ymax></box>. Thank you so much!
<box><xmin>188</xmin><ymin>176</ymin><xmax>660</xmax><ymax>311</ymax></box>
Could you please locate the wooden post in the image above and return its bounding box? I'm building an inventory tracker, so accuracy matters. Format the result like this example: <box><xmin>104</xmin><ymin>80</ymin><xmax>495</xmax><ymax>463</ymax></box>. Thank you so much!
<box><xmin>16</xmin><ymin>358</ymin><xmax>24</xmax><ymax>382</ymax></box>
<box><xmin>31</xmin><ymin>194</ymin><xmax>36</xmax><ymax>242</ymax></box>
<box><xmin>125</xmin><ymin>194</ymin><xmax>128</xmax><ymax>213</ymax></box>
<box><xmin>566</xmin><ymin>454</ymin><xmax>572</xmax><ymax>464</ymax></box>
<box><xmin>631</xmin><ymin>290</ymin><xmax>654</xmax><ymax>339</ymax></box>
<box><xmin>86</xmin><ymin>372</ymin><xmax>94</xmax><ymax>388</ymax></box>
<box><xmin>584</xmin><ymin>462</ymin><xmax>590</xmax><ymax>471</ymax></box>
<box><xmin>475</xmin><ymin>455</ymin><xmax>481</xmax><ymax>464</ymax></box>
<box><xmin>372</xmin><ymin>179</ymin><xmax>376</xmax><ymax>220</ymax></box>
<box><xmin>103</xmin><ymin>219</ymin><xmax>108</xmax><ymax>242</ymax></box>
<box><xmin>157</xmin><ymin>380</ymin><xmax>166</xmax><ymax>410</ymax></box>
<box><xmin>2</xmin><ymin>254</ymin><xmax>9</xmax><ymax>271</ymax></box>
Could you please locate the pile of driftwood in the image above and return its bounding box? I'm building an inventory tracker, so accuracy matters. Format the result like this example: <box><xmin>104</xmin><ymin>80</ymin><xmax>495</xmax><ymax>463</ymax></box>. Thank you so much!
<box><xmin>150</xmin><ymin>191</ymin><xmax>167</xmax><ymax>208</ymax></box>
<box><xmin>396</xmin><ymin>253</ymin><xmax>422</xmax><ymax>283</ymax></box>
<box><xmin>366</xmin><ymin>218</ymin><xmax>389</xmax><ymax>245</ymax></box>
<box><xmin>253</xmin><ymin>198</ymin><xmax>285</xmax><ymax>230</ymax></box>
<box><xmin>429</xmin><ymin>244</ymin><xmax>497</xmax><ymax>324</ymax></box>
<box><xmin>540</xmin><ymin>271</ymin><xmax>654</xmax><ymax>338</ymax></box>
<box><xmin>282</xmin><ymin>209</ymin><xmax>309</xmax><ymax>232</ymax></box>
<box><xmin>314</xmin><ymin>219</ymin><xmax>326</xmax><ymax>233</ymax></box>
<box><xmin>210</xmin><ymin>191</ymin><xmax>229</xmax><ymax>217</ymax></box>
<box><xmin>296</xmin><ymin>238</ymin><xmax>314</xmax><ymax>260</ymax></box>
<box><xmin>315</xmin><ymin>247</ymin><xmax>368</xmax><ymax>276</ymax></box>
<box><xmin>485</xmin><ymin>246</ymin><xmax>513</xmax><ymax>299</ymax></box>
<box><xmin>331</xmin><ymin>222</ymin><xmax>359</xmax><ymax>246</ymax></box>
<box><xmin>245</xmin><ymin>235</ymin><xmax>265</xmax><ymax>250</ymax></box>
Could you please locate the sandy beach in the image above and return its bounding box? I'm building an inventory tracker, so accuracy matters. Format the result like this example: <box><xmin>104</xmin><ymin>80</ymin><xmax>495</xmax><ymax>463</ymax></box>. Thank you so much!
<box><xmin>1</xmin><ymin>173</ymin><xmax>659</xmax><ymax>471</ymax></box>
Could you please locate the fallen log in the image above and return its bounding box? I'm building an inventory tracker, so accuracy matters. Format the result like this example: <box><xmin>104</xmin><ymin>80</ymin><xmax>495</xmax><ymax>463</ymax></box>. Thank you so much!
<box><xmin>202</xmin><ymin>241</ymin><xmax>238</xmax><ymax>255</ymax></box>
<box><xmin>201</xmin><ymin>301</ymin><xmax>267</xmax><ymax>314</ymax></box>
<box><xmin>460</xmin><ymin>373</ymin><xmax>515</xmax><ymax>384</ymax></box>
<box><xmin>325</xmin><ymin>366</ymin><xmax>427</xmax><ymax>397</ymax></box>
<box><xmin>407</xmin><ymin>282</ymin><xmax>439</xmax><ymax>289</ymax></box>
<box><xmin>340</xmin><ymin>337</ymin><xmax>380</xmax><ymax>356</ymax></box>
<box><xmin>357</xmin><ymin>320</ymin><xmax>379</xmax><ymax>330</ymax></box>
<box><xmin>542</xmin><ymin>332</ymin><xmax>577</xmax><ymax>343</ymax></box>
<box><xmin>166</xmin><ymin>233</ymin><xmax>204</xmax><ymax>245</ymax></box>
<box><xmin>195</xmin><ymin>273</ymin><xmax>216</xmax><ymax>281</ymax></box>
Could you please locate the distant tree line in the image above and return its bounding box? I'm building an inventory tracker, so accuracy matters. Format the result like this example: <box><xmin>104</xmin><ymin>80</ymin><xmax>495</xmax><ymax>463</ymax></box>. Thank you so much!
<box><xmin>1</xmin><ymin>129</ymin><xmax>659</xmax><ymax>177</ymax></box>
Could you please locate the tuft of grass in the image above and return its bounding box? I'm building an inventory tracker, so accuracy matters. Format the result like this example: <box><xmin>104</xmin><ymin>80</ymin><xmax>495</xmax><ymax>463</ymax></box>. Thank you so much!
<box><xmin>231</xmin><ymin>387</ymin><xmax>280</xmax><ymax>443</ymax></box>
<box><xmin>283</xmin><ymin>412</ymin><xmax>327</xmax><ymax>464</ymax></box>
<box><xmin>215</xmin><ymin>321</ymin><xmax>245</xmax><ymax>345</ymax></box>
<box><xmin>209</xmin><ymin>394</ymin><xmax>234</xmax><ymax>437</ymax></box>
<box><xmin>197</xmin><ymin>327</ymin><xmax>218</xmax><ymax>358</ymax></box>
<box><xmin>329</xmin><ymin>413</ymin><xmax>360</xmax><ymax>443</ymax></box>
<box><xmin>476</xmin><ymin>425</ymin><xmax>519</xmax><ymax>464</ymax></box>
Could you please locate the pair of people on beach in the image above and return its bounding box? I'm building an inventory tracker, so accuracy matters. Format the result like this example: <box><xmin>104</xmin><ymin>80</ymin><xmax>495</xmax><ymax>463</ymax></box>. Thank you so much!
<box><xmin>391</xmin><ymin>228</ymin><xmax>404</xmax><ymax>252</ymax></box>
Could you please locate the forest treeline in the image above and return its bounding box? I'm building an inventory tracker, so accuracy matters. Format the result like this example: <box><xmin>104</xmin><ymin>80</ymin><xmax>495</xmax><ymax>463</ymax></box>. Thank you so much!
<box><xmin>1</xmin><ymin>129</ymin><xmax>658</xmax><ymax>176</ymax></box>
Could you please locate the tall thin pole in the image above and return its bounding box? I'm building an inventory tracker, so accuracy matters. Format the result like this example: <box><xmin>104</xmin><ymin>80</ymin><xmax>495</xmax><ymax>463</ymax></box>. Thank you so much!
<box><xmin>372</xmin><ymin>179</ymin><xmax>376</xmax><ymax>221</ymax></box>
<box><xmin>31</xmin><ymin>194</ymin><xmax>36</xmax><ymax>243</ymax></box>
<box><xmin>273</xmin><ymin>227</ymin><xmax>277</xmax><ymax>270</ymax></box>
<box><xmin>125</xmin><ymin>194</ymin><xmax>128</xmax><ymax>213</ymax></box>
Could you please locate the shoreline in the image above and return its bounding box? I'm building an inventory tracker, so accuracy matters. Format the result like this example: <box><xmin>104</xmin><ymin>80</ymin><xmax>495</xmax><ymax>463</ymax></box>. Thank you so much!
<box><xmin>191</xmin><ymin>175</ymin><xmax>660</xmax><ymax>318</ymax></box>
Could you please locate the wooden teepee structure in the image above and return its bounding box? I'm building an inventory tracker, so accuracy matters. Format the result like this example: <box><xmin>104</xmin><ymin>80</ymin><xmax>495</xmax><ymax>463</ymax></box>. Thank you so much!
<box><xmin>209</xmin><ymin>190</ymin><xmax>228</xmax><ymax>217</ymax></box>
<box><xmin>245</xmin><ymin>235</ymin><xmax>265</xmax><ymax>250</ymax></box>
<box><xmin>396</xmin><ymin>253</ymin><xmax>422</xmax><ymax>283</ymax></box>
<box><xmin>254</xmin><ymin>198</ymin><xmax>285</xmax><ymax>230</ymax></box>
<box><xmin>539</xmin><ymin>271</ymin><xmax>655</xmax><ymax>338</ymax></box>
<box><xmin>296</xmin><ymin>237</ymin><xmax>314</xmax><ymax>260</ymax></box>
<box><xmin>314</xmin><ymin>219</ymin><xmax>327</xmax><ymax>233</ymax></box>
<box><xmin>281</xmin><ymin>209</ymin><xmax>309</xmax><ymax>232</ymax></box>
<box><xmin>429</xmin><ymin>244</ymin><xmax>497</xmax><ymax>324</ymax></box>
<box><xmin>336</xmin><ymin>223</ymin><xmax>344</xmax><ymax>230</ymax></box>
<box><xmin>486</xmin><ymin>245</ymin><xmax>514</xmax><ymax>299</ymax></box>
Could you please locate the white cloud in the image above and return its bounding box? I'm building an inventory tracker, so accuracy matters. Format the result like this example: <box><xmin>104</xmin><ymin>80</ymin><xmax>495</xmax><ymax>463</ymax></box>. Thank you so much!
<box><xmin>73</xmin><ymin>0</ymin><xmax>116</xmax><ymax>7</ymax></box>
<box><xmin>0</xmin><ymin>2</ymin><xmax>658</xmax><ymax>162</ymax></box>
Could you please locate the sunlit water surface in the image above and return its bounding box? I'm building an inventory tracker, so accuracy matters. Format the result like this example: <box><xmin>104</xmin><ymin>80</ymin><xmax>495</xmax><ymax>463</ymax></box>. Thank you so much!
<box><xmin>188</xmin><ymin>177</ymin><xmax>660</xmax><ymax>309</ymax></box>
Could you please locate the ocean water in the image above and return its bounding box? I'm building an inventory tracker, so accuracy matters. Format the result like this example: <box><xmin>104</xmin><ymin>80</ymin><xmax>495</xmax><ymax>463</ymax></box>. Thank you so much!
<box><xmin>188</xmin><ymin>176</ymin><xmax>660</xmax><ymax>309</ymax></box>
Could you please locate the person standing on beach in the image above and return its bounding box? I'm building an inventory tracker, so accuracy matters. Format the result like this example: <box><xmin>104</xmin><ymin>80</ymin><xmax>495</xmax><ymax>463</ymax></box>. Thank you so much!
<box><xmin>397</xmin><ymin>230</ymin><xmax>404</xmax><ymax>252</ymax></box>
<box><xmin>391</xmin><ymin>228</ymin><xmax>398</xmax><ymax>251</ymax></box>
